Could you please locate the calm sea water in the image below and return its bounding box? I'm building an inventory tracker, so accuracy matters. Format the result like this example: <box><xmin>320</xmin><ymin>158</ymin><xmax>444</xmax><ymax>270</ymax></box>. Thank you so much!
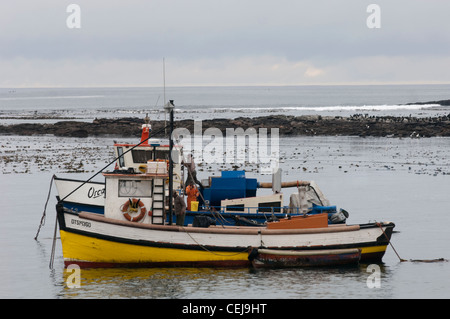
<box><xmin>1</xmin><ymin>85</ymin><xmax>450</xmax><ymax>300</ymax></box>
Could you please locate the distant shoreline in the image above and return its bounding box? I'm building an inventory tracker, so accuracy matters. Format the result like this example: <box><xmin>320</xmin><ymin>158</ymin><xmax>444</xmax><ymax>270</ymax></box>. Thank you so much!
<box><xmin>405</xmin><ymin>99</ymin><xmax>450</xmax><ymax>106</ymax></box>
<box><xmin>1</xmin><ymin>98</ymin><xmax>449</xmax><ymax>138</ymax></box>
<box><xmin>1</xmin><ymin>112</ymin><xmax>449</xmax><ymax>138</ymax></box>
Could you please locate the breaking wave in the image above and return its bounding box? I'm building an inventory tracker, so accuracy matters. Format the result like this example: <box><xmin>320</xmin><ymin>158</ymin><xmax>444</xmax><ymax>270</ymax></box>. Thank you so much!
<box><xmin>177</xmin><ymin>103</ymin><xmax>440</xmax><ymax>113</ymax></box>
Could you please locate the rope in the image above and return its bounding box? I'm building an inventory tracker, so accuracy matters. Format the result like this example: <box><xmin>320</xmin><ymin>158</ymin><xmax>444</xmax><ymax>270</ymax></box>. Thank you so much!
<box><xmin>181</xmin><ymin>226</ymin><xmax>250</xmax><ymax>257</ymax></box>
<box><xmin>376</xmin><ymin>222</ymin><xmax>447</xmax><ymax>263</ymax></box>
<box><xmin>34</xmin><ymin>174</ymin><xmax>55</xmax><ymax>240</ymax></box>
<box><xmin>49</xmin><ymin>212</ymin><xmax>58</xmax><ymax>269</ymax></box>
<box><xmin>376</xmin><ymin>222</ymin><xmax>406</xmax><ymax>262</ymax></box>
<box><xmin>211</xmin><ymin>207</ymin><xmax>228</xmax><ymax>225</ymax></box>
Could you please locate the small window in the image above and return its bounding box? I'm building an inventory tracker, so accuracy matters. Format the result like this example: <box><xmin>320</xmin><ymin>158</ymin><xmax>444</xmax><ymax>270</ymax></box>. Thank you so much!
<box><xmin>154</xmin><ymin>149</ymin><xmax>169</xmax><ymax>161</ymax></box>
<box><xmin>132</xmin><ymin>150</ymin><xmax>153</xmax><ymax>163</ymax></box>
<box><xmin>258</xmin><ymin>201</ymin><xmax>281</xmax><ymax>213</ymax></box>
<box><xmin>226</xmin><ymin>204</ymin><xmax>245</xmax><ymax>212</ymax></box>
<box><xmin>118</xmin><ymin>180</ymin><xmax>152</xmax><ymax>197</ymax></box>
<box><xmin>117</xmin><ymin>147</ymin><xmax>125</xmax><ymax>167</ymax></box>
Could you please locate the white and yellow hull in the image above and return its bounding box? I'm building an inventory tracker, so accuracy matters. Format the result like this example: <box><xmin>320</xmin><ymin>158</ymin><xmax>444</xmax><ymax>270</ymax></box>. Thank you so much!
<box><xmin>58</xmin><ymin>209</ymin><xmax>395</xmax><ymax>268</ymax></box>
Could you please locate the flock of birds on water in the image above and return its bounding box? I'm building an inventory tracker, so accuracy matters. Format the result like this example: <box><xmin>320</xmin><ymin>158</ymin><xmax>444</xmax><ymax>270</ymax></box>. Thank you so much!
<box><xmin>1</xmin><ymin>134</ymin><xmax>448</xmax><ymax>177</ymax></box>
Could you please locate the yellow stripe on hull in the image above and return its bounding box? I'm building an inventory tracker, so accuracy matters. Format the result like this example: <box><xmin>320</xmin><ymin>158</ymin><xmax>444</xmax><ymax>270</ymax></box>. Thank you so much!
<box><xmin>359</xmin><ymin>245</ymin><xmax>388</xmax><ymax>262</ymax></box>
<box><xmin>60</xmin><ymin>230</ymin><xmax>249</xmax><ymax>266</ymax></box>
<box><xmin>60</xmin><ymin>230</ymin><xmax>388</xmax><ymax>267</ymax></box>
<box><xmin>360</xmin><ymin>245</ymin><xmax>387</xmax><ymax>255</ymax></box>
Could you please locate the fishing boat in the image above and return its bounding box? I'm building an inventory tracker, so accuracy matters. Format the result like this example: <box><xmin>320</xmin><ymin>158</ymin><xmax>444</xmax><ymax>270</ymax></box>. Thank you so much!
<box><xmin>55</xmin><ymin>101</ymin><xmax>395</xmax><ymax>268</ymax></box>
<box><xmin>57</xmin><ymin>182</ymin><xmax>393</xmax><ymax>268</ymax></box>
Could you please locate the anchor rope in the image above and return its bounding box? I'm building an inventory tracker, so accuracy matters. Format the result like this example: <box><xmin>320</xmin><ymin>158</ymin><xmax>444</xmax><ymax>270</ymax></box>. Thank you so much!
<box><xmin>376</xmin><ymin>222</ymin><xmax>406</xmax><ymax>262</ymax></box>
<box><xmin>49</xmin><ymin>212</ymin><xmax>58</xmax><ymax>269</ymax></box>
<box><xmin>376</xmin><ymin>221</ymin><xmax>447</xmax><ymax>263</ymax></box>
<box><xmin>34</xmin><ymin>174</ymin><xmax>55</xmax><ymax>240</ymax></box>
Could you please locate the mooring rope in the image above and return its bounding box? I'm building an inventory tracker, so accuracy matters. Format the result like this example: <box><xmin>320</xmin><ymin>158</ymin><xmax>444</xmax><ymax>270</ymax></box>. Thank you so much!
<box><xmin>376</xmin><ymin>222</ymin><xmax>406</xmax><ymax>262</ymax></box>
<box><xmin>49</xmin><ymin>212</ymin><xmax>58</xmax><ymax>269</ymax></box>
<box><xmin>376</xmin><ymin>222</ymin><xmax>447</xmax><ymax>263</ymax></box>
<box><xmin>34</xmin><ymin>174</ymin><xmax>55</xmax><ymax>240</ymax></box>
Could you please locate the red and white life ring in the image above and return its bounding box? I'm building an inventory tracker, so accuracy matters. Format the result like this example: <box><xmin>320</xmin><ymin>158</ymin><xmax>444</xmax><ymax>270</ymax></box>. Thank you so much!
<box><xmin>121</xmin><ymin>198</ymin><xmax>146</xmax><ymax>222</ymax></box>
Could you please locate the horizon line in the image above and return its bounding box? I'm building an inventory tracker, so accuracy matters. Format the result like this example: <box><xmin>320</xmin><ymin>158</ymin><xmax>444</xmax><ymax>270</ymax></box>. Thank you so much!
<box><xmin>2</xmin><ymin>81</ymin><xmax>450</xmax><ymax>90</ymax></box>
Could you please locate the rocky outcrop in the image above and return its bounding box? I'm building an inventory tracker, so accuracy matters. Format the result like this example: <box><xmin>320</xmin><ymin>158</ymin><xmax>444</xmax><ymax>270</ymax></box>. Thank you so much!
<box><xmin>1</xmin><ymin>114</ymin><xmax>450</xmax><ymax>138</ymax></box>
<box><xmin>406</xmin><ymin>99</ymin><xmax>450</xmax><ymax>106</ymax></box>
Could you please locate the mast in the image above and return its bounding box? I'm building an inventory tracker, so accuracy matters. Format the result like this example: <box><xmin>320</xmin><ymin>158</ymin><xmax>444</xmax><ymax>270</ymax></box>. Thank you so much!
<box><xmin>163</xmin><ymin>58</ymin><xmax>167</xmax><ymax>136</ymax></box>
<box><xmin>164</xmin><ymin>100</ymin><xmax>175</xmax><ymax>224</ymax></box>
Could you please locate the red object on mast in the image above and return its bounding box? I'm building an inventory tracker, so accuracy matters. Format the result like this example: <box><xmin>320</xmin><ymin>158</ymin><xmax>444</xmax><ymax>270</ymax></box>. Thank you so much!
<box><xmin>140</xmin><ymin>114</ymin><xmax>151</xmax><ymax>145</ymax></box>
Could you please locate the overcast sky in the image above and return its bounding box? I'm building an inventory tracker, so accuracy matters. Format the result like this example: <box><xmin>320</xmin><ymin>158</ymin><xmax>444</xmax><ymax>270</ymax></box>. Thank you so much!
<box><xmin>1</xmin><ymin>1</ymin><xmax>450</xmax><ymax>87</ymax></box>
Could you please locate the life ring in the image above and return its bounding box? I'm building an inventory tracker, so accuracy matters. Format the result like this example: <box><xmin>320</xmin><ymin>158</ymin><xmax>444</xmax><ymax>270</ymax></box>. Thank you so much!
<box><xmin>121</xmin><ymin>198</ymin><xmax>146</xmax><ymax>222</ymax></box>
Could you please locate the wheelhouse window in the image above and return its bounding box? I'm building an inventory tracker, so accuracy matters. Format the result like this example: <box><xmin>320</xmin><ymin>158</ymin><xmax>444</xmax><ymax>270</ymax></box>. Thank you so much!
<box><xmin>154</xmin><ymin>149</ymin><xmax>169</xmax><ymax>161</ymax></box>
<box><xmin>118</xmin><ymin>180</ymin><xmax>152</xmax><ymax>197</ymax></box>
<box><xmin>131</xmin><ymin>150</ymin><xmax>153</xmax><ymax>163</ymax></box>
<box><xmin>117</xmin><ymin>147</ymin><xmax>125</xmax><ymax>167</ymax></box>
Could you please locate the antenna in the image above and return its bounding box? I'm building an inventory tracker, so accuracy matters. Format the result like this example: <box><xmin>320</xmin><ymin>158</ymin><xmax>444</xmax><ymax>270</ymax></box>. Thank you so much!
<box><xmin>163</xmin><ymin>58</ymin><xmax>167</xmax><ymax>136</ymax></box>
<box><xmin>154</xmin><ymin>95</ymin><xmax>160</xmax><ymax>108</ymax></box>
<box><xmin>163</xmin><ymin>57</ymin><xmax>166</xmax><ymax>106</ymax></box>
